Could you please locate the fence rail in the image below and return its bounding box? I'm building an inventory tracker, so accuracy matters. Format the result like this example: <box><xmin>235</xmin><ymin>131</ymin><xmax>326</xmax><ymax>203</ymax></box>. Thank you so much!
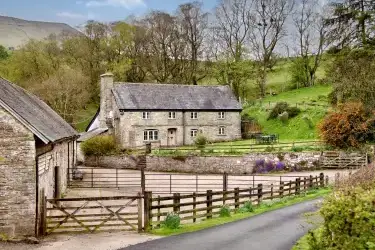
<box><xmin>69</xmin><ymin>166</ymin><xmax>142</xmax><ymax>189</ymax></box>
<box><xmin>144</xmin><ymin>173</ymin><xmax>326</xmax><ymax>231</ymax></box>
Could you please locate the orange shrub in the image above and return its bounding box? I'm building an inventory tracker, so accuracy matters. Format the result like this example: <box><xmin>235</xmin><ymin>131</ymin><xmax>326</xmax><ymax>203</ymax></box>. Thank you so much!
<box><xmin>319</xmin><ymin>102</ymin><xmax>374</xmax><ymax>148</ymax></box>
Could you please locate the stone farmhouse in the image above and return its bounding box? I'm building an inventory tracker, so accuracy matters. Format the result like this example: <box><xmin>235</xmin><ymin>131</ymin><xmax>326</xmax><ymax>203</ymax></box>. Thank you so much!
<box><xmin>0</xmin><ymin>77</ymin><xmax>78</xmax><ymax>237</ymax></box>
<box><xmin>87</xmin><ymin>73</ymin><xmax>242</xmax><ymax>148</ymax></box>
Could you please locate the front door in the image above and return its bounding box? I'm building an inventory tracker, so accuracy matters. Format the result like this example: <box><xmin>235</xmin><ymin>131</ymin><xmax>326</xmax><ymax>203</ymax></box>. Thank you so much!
<box><xmin>167</xmin><ymin>128</ymin><xmax>177</xmax><ymax>146</ymax></box>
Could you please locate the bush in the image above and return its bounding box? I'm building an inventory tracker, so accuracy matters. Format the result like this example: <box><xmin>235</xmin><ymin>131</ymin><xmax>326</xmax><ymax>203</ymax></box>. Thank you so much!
<box><xmin>194</xmin><ymin>133</ymin><xmax>208</xmax><ymax>149</ymax></box>
<box><xmin>163</xmin><ymin>212</ymin><xmax>180</xmax><ymax>229</ymax></box>
<box><xmin>319</xmin><ymin>102</ymin><xmax>375</xmax><ymax>148</ymax></box>
<box><xmin>291</xmin><ymin>146</ymin><xmax>304</xmax><ymax>152</ymax></box>
<box><xmin>81</xmin><ymin>135</ymin><xmax>117</xmax><ymax>156</ymax></box>
<box><xmin>268</xmin><ymin>102</ymin><xmax>289</xmax><ymax>120</ymax></box>
<box><xmin>238</xmin><ymin>201</ymin><xmax>254</xmax><ymax>213</ymax></box>
<box><xmin>219</xmin><ymin>205</ymin><xmax>231</xmax><ymax>217</ymax></box>
<box><xmin>286</xmin><ymin>107</ymin><xmax>301</xmax><ymax>118</ymax></box>
<box><xmin>305</xmin><ymin>166</ymin><xmax>375</xmax><ymax>249</ymax></box>
<box><xmin>268</xmin><ymin>102</ymin><xmax>300</xmax><ymax>120</ymax></box>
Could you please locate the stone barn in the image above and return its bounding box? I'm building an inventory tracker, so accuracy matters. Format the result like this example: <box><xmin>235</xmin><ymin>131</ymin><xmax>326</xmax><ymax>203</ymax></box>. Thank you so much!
<box><xmin>0</xmin><ymin>77</ymin><xmax>78</xmax><ymax>238</ymax></box>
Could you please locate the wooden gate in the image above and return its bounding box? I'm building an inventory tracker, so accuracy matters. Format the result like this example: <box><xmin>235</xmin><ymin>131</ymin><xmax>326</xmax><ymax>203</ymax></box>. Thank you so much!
<box><xmin>40</xmin><ymin>195</ymin><xmax>143</xmax><ymax>235</ymax></box>
<box><xmin>322</xmin><ymin>152</ymin><xmax>368</xmax><ymax>169</ymax></box>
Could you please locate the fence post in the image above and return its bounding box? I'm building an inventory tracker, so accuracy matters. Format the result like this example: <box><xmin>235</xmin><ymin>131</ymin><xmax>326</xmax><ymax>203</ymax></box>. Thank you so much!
<box><xmin>144</xmin><ymin>191</ymin><xmax>152</xmax><ymax>232</ymax></box>
<box><xmin>38</xmin><ymin>188</ymin><xmax>46</xmax><ymax>236</ymax></box>
<box><xmin>303</xmin><ymin>177</ymin><xmax>307</xmax><ymax>190</ymax></box>
<box><xmin>193</xmin><ymin>192</ymin><xmax>197</xmax><ymax>223</ymax></box>
<box><xmin>288</xmin><ymin>181</ymin><xmax>292</xmax><ymax>195</ymax></box>
<box><xmin>157</xmin><ymin>195</ymin><xmax>161</xmax><ymax>228</ymax></box>
<box><xmin>257</xmin><ymin>184</ymin><xmax>263</xmax><ymax>204</ymax></box>
<box><xmin>319</xmin><ymin>173</ymin><xmax>324</xmax><ymax>187</ymax></box>
<box><xmin>295</xmin><ymin>178</ymin><xmax>300</xmax><ymax>195</ymax></box>
<box><xmin>207</xmin><ymin>190</ymin><xmax>213</xmax><ymax>219</ymax></box>
<box><xmin>234</xmin><ymin>188</ymin><xmax>240</xmax><ymax>209</ymax></box>
<box><xmin>309</xmin><ymin>175</ymin><xmax>313</xmax><ymax>188</ymax></box>
<box><xmin>279</xmin><ymin>181</ymin><xmax>284</xmax><ymax>198</ymax></box>
<box><xmin>325</xmin><ymin>176</ymin><xmax>329</xmax><ymax>186</ymax></box>
<box><xmin>223</xmin><ymin>172</ymin><xmax>228</xmax><ymax>192</ymax></box>
<box><xmin>54</xmin><ymin>166</ymin><xmax>61</xmax><ymax>207</ymax></box>
<box><xmin>173</xmin><ymin>193</ymin><xmax>181</xmax><ymax>213</ymax></box>
<box><xmin>137</xmin><ymin>192</ymin><xmax>143</xmax><ymax>233</ymax></box>
<box><xmin>196</xmin><ymin>175</ymin><xmax>198</xmax><ymax>192</ymax></box>
<box><xmin>270</xmin><ymin>184</ymin><xmax>274</xmax><ymax>200</ymax></box>
<box><xmin>141</xmin><ymin>166</ymin><xmax>145</xmax><ymax>194</ymax></box>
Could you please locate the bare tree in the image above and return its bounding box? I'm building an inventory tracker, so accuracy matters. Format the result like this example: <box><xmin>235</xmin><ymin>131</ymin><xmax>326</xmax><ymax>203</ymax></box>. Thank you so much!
<box><xmin>177</xmin><ymin>1</ymin><xmax>209</xmax><ymax>85</ymax></box>
<box><xmin>292</xmin><ymin>0</ymin><xmax>330</xmax><ymax>87</ymax></box>
<box><xmin>212</xmin><ymin>0</ymin><xmax>254</xmax><ymax>100</ymax></box>
<box><xmin>249</xmin><ymin>0</ymin><xmax>294</xmax><ymax>97</ymax></box>
<box><xmin>140</xmin><ymin>11</ymin><xmax>187</xmax><ymax>83</ymax></box>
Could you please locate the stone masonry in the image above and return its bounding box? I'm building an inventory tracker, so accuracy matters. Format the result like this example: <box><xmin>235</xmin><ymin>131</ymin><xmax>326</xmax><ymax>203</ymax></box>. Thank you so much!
<box><xmin>0</xmin><ymin>107</ymin><xmax>36</xmax><ymax>237</ymax></box>
<box><xmin>85</xmin><ymin>152</ymin><xmax>323</xmax><ymax>174</ymax></box>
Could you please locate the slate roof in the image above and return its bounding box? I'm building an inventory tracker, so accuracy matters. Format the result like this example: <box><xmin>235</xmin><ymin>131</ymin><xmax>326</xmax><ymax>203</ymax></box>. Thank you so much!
<box><xmin>112</xmin><ymin>83</ymin><xmax>242</xmax><ymax>111</ymax></box>
<box><xmin>78</xmin><ymin>128</ymin><xmax>108</xmax><ymax>142</ymax></box>
<box><xmin>0</xmin><ymin>77</ymin><xmax>78</xmax><ymax>144</ymax></box>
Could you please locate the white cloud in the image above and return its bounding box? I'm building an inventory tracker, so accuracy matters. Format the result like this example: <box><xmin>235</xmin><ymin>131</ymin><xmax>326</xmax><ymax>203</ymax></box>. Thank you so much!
<box><xmin>86</xmin><ymin>0</ymin><xmax>146</xmax><ymax>9</ymax></box>
<box><xmin>57</xmin><ymin>11</ymin><xmax>92</xmax><ymax>20</ymax></box>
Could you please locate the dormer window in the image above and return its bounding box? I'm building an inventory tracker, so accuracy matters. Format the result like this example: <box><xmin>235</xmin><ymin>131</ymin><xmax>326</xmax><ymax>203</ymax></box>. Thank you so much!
<box><xmin>142</xmin><ymin>112</ymin><xmax>150</xmax><ymax>119</ymax></box>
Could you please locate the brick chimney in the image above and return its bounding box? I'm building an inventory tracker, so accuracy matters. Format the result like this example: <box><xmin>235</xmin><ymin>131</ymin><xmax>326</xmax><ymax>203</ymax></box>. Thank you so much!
<box><xmin>99</xmin><ymin>73</ymin><xmax>114</xmax><ymax>128</ymax></box>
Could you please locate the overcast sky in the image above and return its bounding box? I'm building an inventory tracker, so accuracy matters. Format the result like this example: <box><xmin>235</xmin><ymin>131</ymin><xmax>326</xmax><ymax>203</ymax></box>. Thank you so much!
<box><xmin>1</xmin><ymin>0</ymin><xmax>218</xmax><ymax>27</ymax></box>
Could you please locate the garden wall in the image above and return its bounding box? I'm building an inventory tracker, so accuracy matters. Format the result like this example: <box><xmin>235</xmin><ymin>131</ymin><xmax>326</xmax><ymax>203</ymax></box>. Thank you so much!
<box><xmin>85</xmin><ymin>152</ymin><xmax>323</xmax><ymax>174</ymax></box>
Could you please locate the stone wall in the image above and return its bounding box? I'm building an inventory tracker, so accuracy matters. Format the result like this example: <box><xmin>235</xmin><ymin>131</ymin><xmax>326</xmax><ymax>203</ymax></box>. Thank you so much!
<box><xmin>85</xmin><ymin>152</ymin><xmax>323</xmax><ymax>174</ymax></box>
<box><xmin>0</xmin><ymin>107</ymin><xmax>36</xmax><ymax>237</ymax></box>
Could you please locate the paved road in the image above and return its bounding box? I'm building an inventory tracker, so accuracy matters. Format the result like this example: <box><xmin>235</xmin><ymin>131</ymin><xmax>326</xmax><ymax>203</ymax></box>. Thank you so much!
<box><xmin>120</xmin><ymin>199</ymin><xmax>322</xmax><ymax>250</ymax></box>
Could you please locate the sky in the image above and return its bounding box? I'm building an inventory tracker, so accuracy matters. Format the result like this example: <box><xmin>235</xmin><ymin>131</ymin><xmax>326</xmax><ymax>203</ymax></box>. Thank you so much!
<box><xmin>1</xmin><ymin>0</ymin><xmax>217</xmax><ymax>27</ymax></box>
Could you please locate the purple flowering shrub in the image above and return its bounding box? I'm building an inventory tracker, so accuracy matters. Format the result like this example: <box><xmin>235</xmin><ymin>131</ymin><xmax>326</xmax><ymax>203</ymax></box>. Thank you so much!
<box><xmin>253</xmin><ymin>159</ymin><xmax>287</xmax><ymax>173</ymax></box>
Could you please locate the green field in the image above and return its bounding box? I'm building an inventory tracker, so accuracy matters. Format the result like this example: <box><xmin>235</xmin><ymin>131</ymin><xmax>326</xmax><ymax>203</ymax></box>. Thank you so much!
<box><xmin>242</xmin><ymin>85</ymin><xmax>332</xmax><ymax>140</ymax></box>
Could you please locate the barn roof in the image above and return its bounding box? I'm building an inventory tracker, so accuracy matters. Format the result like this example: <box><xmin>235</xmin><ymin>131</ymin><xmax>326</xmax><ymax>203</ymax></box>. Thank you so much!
<box><xmin>112</xmin><ymin>83</ymin><xmax>242</xmax><ymax>111</ymax></box>
<box><xmin>0</xmin><ymin>77</ymin><xmax>78</xmax><ymax>144</ymax></box>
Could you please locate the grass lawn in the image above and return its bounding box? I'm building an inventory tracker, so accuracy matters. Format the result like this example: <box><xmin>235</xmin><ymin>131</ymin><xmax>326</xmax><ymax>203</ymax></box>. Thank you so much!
<box><xmin>72</xmin><ymin>102</ymin><xmax>99</xmax><ymax>132</ymax></box>
<box><xmin>151</xmin><ymin>188</ymin><xmax>331</xmax><ymax>236</ymax></box>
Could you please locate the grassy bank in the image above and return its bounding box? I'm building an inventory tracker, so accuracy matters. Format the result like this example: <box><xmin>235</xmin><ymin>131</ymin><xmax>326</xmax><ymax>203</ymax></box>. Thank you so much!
<box><xmin>292</xmin><ymin>227</ymin><xmax>323</xmax><ymax>250</ymax></box>
<box><xmin>152</xmin><ymin>188</ymin><xmax>331</xmax><ymax>236</ymax></box>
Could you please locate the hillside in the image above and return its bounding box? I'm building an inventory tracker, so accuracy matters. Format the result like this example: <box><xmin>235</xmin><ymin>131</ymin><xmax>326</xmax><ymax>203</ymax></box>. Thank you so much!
<box><xmin>0</xmin><ymin>16</ymin><xmax>80</xmax><ymax>49</ymax></box>
<box><xmin>243</xmin><ymin>85</ymin><xmax>332</xmax><ymax>140</ymax></box>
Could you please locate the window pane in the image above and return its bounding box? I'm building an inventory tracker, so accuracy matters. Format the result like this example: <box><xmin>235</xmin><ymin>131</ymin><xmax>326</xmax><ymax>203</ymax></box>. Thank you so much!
<box><xmin>144</xmin><ymin>131</ymin><xmax>148</xmax><ymax>141</ymax></box>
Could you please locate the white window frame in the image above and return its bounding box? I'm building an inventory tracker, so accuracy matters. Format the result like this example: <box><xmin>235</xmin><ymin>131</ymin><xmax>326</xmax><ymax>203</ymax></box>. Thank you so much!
<box><xmin>144</xmin><ymin>130</ymin><xmax>159</xmax><ymax>141</ymax></box>
<box><xmin>218</xmin><ymin>112</ymin><xmax>225</xmax><ymax>119</ymax></box>
<box><xmin>191</xmin><ymin>112</ymin><xmax>198</xmax><ymax>119</ymax></box>
<box><xmin>168</xmin><ymin>112</ymin><xmax>176</xmax><ymax>119</ymax></box>
<box><xmin>142</xmin><ymin>112</ymin><xmax>150</xmax><ymax>119</ymax></box>
<box><xmin>218</xmin><ymin>126</ymin><xmax>226</xmax><ymax>135</ymax></box>
<box><xmin>191</xmin><ymin>129</ymin><xmax>198</xmax><ymax>138</ymax></box>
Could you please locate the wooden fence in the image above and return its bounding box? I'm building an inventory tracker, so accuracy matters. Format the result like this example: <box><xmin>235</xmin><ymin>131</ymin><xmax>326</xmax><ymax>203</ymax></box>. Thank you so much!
<box><xmin>322</xmin><ymin>152</ymin><xmax>368</xmax><ymax>169</ymax></box>
<box><xmin>153</xmin><ymin>140</ymin><xmax>324</xmax><ymax>155</ymax></box>
<box><xmin>143</xmin><ymin>173</ymin><xmax>326</xmax><ymax>231</ymax></box>
<box><xmin>41</xmin><ymin>195</ymin><xmax>143</xmax><ymax>235</ymax></box>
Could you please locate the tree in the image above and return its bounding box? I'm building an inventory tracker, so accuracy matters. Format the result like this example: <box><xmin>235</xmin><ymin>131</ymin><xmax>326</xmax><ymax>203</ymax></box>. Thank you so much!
<box><xmin>319</xmin><ymin>102</ymin><xmax>375</xmax><ymax>148</ymax></box>
<box><xmin>28</xmin><ymin>67</ymin><xmax>91</xmax><ymax>123</ymax></box>
<box><xmin>212</xmin><ymin>0</ymin><xmax>254</xmax><ymax>100</ymax></box>
<box><xmin>325</xmin><ymin>0</ymin><xmax>375</xmax><ymax>47</ymax></box>
<box><xmin>140</xmin><ymin>11</ymin><xmax>187</xmax><ymax>83</ymax></box>
<box><xmin>177</xmin><ymin>2</ymin><xmax>209</xmax><ymax>85</ymax></box>
<box><xmin>291</xmin><ymin>0</ymin><xmax>330</xmax><ymax>87</ymax></box>
<box><xmin>327</xmin><ymin>48</ymin><xmax>375</xmax><ymax>108</ymax></box>
<box><xmin>249</xmin><ymin>0</ymin><xmax>294</xmax><ymax>97</ymax></box>
<box><xmin>0</xmin><ymin>45</ymin><xmax>9</xmax><ymax>60</ymax></box>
